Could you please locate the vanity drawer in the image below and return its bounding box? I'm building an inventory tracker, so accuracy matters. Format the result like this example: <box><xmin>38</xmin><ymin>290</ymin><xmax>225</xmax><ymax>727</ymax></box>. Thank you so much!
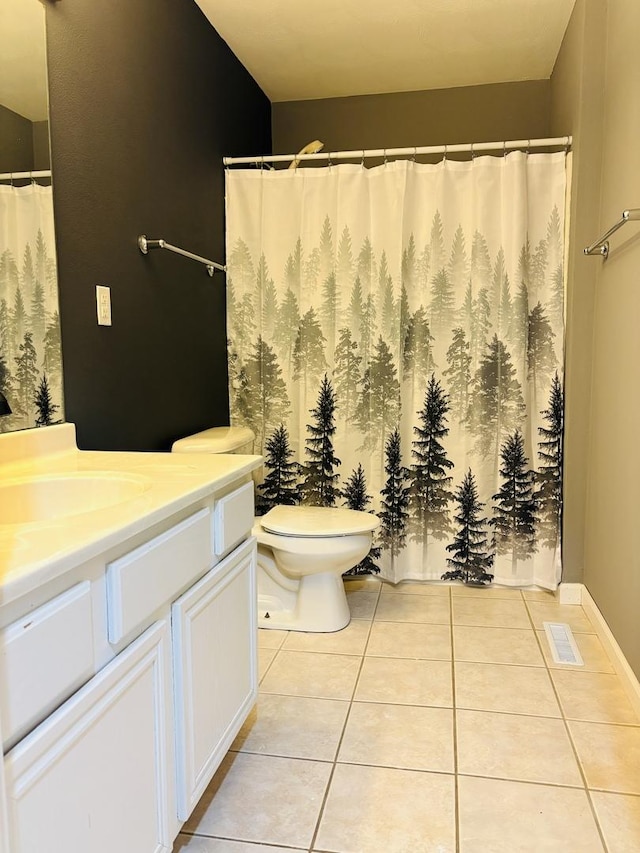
<box><xmin>1</xmin><ymin>581</ymin><xmax>94</xmax><ymax>751</ymax></box>
<box><xmin>213</xmin><ymin>481</ymin><xmax>254</xmax><ymax>556</ymax></box>
<box><xmin>106</xmin><ymin>508</ymin><xmax>212</xmax><ymax>644</ymax></box>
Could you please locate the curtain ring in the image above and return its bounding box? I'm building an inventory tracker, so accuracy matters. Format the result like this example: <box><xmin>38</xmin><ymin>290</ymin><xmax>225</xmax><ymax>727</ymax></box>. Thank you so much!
<box><xmin>470</xmin><ymin>142</ymin><xmax>475</xmax><ymax>160</ymax></box>
<box><xmin>443</xmin><ymin>144</ymin><xmax>447</xmax><ymax>162</ymax></box>
<box><xmin>526</xmin><ymin>139</ymin><xmax>531</xmax><ymax>155</ymax></box>
<box><xmin>10</xmin><ymin>172</ymin><xmax>14</xmax><ymax>187</ymax></box>
<box><xmin>411</xmin><ymin>146</ymin><xmax>417</xmax><ymax>163</ymax></box>
<box><xmin>503</xmin><ymin>141</ymin><xmax>507</xmax><ymax>158</ymax></box>
<box><xmin>327</xmin><ymin>151</ymin><xmax>333</xmax><ymax>170</ymax></box>
<box><xmin>361</xmin><ymin>149</ymin><xmax>366</xmax><ymax>168</ymax></box>
<box><xmin>383</xmin><ymin>149</ymin><xmax>388</xmax><ymax>166</ymax></box>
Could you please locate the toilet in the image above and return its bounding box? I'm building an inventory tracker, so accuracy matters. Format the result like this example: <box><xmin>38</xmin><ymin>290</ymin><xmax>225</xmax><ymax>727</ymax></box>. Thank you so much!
<box><xmin>171</xmin><ymin>426</ymin><xmax>380</xmax><ymax>633</ymax></box>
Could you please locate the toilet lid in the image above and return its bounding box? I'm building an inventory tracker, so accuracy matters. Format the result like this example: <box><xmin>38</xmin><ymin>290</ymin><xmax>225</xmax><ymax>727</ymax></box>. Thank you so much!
<box><xmin>259</xmin><ymin>505</ymin><xmax>379</xmax><ymax>538</ymax></box>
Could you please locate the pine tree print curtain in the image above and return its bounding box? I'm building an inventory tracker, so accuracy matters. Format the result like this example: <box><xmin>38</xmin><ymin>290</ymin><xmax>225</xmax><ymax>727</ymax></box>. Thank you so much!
<box><xmin>0</xmin><ymin>183</ymin><xmax>64</xmax><ymax>432</ymax></box>
<box><xmin>225</xmin><ymin>153</ymin><xmax>567</xmax><ymax>588</ymax></box>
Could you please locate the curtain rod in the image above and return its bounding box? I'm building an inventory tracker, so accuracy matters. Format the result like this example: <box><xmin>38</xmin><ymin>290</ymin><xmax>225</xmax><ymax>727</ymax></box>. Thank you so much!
<box><xmin>223</xmin><ymin>136</ymin><xmax>572</xmax><ymax>167</ymax></box>
<box><xmin>0</xmin><ymin>169</ymin><xmax>52</xmax><ymax>181</ymax></box>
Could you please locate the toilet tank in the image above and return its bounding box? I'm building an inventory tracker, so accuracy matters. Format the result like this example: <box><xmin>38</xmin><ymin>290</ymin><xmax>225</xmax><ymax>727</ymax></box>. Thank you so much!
<box><xmin>171</xmin><ymin>425</ymin><xmax>255</xmax><ymax>455</ymax></box>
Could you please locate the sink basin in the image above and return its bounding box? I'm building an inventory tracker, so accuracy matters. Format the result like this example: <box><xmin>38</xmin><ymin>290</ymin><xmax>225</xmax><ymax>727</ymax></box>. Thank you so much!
<box><xmin>0</xmin><ymin>472</ymin><xmax>151</xmax><ymax>525</ymax></box>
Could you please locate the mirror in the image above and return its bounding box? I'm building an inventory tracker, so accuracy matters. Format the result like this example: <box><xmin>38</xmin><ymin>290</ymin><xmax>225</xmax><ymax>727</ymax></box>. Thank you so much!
<box><xmin>0</xmin><ymin>0</ymin><xmax>64</xmax><ymax>433</ymax></box>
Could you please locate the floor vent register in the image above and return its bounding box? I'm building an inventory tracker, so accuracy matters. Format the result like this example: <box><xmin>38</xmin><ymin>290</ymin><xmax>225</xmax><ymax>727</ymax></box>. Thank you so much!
<box><xmin>543</xmin><ymin>621</ymin><xmax>584</xmax><ymax>666</ymax></box>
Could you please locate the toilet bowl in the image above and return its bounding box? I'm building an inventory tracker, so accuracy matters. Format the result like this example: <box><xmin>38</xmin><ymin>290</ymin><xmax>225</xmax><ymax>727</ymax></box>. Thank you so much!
<box><xmin>254</xmin><ymin>505</ymin><xmax>379</xmax><ymax>632</ymax></box>
<box><xmin>172</xmin><ymin>427</ymin><xmax>380</xmax><ymax>633</ymax></box>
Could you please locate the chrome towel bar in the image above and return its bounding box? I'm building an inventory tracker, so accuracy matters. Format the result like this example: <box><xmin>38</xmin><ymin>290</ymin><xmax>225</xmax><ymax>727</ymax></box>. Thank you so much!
<box><xmin>138</xmin><ymin>235</ymin><xmax>226</xmax><ymax>276</ymax></box>
<box><xmin>584</xmin><ymin>209</ymin><xmax>640</xmax><ymax>258</ymax></box>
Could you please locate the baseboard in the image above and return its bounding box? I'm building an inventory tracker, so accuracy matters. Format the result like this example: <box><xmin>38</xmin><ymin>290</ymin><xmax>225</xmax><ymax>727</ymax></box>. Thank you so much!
<box><xmin>558</xmin><ymin>582</ymin><xmax>583</xmax><ymax>605</ymax></box>
<box><xmin>578</xmin><ymin>584</ymin><xmax>640</xmax><ymax>720</ymax></box>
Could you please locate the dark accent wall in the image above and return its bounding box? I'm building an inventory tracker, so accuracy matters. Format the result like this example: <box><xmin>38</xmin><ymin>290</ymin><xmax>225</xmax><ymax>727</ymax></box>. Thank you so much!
<box><xmin>272</xmin><ymin>80</ymin><xmax>550</xmax><ymax>155</ymax></box>
<box><xmin>0</xmin><ymin>105</ymin><xmax>34</xmax><ymax>173</ymax></box>
<box><xmin>32</xmin><ymin>121</ymin><xmax>51</xmax><ymax>170</ymax></box>
<box><xmin>45</xmin><ymin>0</ymin><xmax>271</xmax><ymax>451</ymax></box>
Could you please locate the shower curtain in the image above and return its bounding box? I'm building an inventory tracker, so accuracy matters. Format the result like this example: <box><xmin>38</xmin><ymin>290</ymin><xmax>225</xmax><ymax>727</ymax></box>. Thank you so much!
<box><xmin>0</xmin><ymin>182</ymin><xmax>63</xmax><ymax>431</ymax></box>
<box><xmin>225</xmin><ymin>152</ymin><xmax>567</xmax><ymax>588</ymax></box>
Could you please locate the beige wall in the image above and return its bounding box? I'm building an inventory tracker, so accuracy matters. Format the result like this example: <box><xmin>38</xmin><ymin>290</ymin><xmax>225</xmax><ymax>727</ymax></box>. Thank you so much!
<box><xmin>585</xmin><ymin>0</ymin><xmax>640</xmax><ymax>676</ymax></box>
<box><xmin>550</xmin><ymin>0</ymin><xmax>606</xmax><ymax>585</ymax></box>
<box><xmin>272</xmin><ymin>80</ymin><xmax>550</xmax><ymax>154</ymax></box>
<box><xmin>553</xmin><ymin>0</ymin><xmax>640</xmax><ymax>677</ymax></box>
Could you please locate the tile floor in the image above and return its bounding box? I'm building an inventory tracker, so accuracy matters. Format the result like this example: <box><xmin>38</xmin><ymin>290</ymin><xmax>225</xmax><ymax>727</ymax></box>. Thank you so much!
<box><xmin>173</xmin><ymin>579</ymin><xmax>640</xmax><ymax>852</ymax></box>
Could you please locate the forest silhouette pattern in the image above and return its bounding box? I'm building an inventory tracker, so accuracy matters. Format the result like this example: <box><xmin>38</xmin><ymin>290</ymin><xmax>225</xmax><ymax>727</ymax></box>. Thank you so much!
<box><xmin>227</xmin><ymin>207</ymin><xmax>564</xmax><ymax>585</ymax></box>
<box><xmin>0</xmin><ymin>228</ymin><xmax>63</xmax><ymax>432</ymax></box>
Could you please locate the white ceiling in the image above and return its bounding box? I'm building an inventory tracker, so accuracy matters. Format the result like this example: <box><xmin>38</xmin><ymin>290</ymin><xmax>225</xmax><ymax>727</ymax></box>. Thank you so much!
<box><xmin>195</xmin><ymin>0</ymin><xmax>576</xmax><ymax>102</ymax></box>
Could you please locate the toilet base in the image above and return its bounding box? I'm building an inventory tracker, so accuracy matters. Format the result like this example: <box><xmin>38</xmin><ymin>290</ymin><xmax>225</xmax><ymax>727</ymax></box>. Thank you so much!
<box><xmin>257</xmin><ymin>569</ymin><xmax>351</xmax><ymax>633</ymax></box>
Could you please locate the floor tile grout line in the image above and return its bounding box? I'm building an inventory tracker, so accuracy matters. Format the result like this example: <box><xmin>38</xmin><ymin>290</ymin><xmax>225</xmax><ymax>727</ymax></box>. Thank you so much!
<box><xmin>449</xmin><ymin>587</ymin><xmax>461</xmax><ymax>853</ymax></box>
<box><xmin>529</xmin><ymin>611</ymin><xmax>611</xmax><ymax>853</ymax></box>
<box><xmin>307</xmin><ymin>578</ymin><xmax>382</xmax><ymax>853</ymax></box>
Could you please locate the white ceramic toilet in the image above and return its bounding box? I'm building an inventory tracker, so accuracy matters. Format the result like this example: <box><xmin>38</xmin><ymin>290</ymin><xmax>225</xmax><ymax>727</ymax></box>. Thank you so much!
<box><xmin>172</xmin><ymin>426</ymin><xmax>380</xmax><ymax>633</ymax></box>
<box><xmin>254</xmin><ymin>505</ymin><xmax>379</xmax><ymax>632</ymax></box>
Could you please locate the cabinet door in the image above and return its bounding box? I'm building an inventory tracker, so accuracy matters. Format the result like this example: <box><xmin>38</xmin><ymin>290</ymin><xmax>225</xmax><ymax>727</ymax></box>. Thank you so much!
<box><xmin>172</xmin><ymin>537</ymin><xmax>257</xmax><ymax>820</ymax></box>
<box><xmin>5</xmin><ymin>621</ymin><xmax>174</xmax><ymax>853</ymax></box>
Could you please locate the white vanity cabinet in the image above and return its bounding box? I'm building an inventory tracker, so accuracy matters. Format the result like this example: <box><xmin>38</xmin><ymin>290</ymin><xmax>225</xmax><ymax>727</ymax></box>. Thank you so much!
<box><xmin>5</xmin><ymin>621</ymin><xmax>174</xmax><ymax>853</ymax></box>
<box><xmin>0</xmin><ymin>470</ymin><xmax>258</xmax><ymax>853</ymax></box>
<box><xmin>173</xmin><ymin>536</ymin><xmax>257</xmax><ymax>819</ymax></box>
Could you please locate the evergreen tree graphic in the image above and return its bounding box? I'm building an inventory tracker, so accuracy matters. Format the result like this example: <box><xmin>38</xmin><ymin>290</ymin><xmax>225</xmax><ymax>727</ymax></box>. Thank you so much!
<box><xmin>417</xmin><ymin>241</ymin><xmax>431</xmax><ymax>292</ymax></box>
<box><xmin>284</xmin><ymin>237</ymin><xmax>303</xmax><ymax>292</ymax></box>
<box><xmin>235</xmin><ymin>336</ymin><xmax>290</xmax><ymax>448</ymax></box>
<box><xmin>293</xmin><ymin>307</ymin><xmax>327</xmax><ymax>402</ymax></box>
<box><xmin>429</xmin><ymin>268</ymin><xmax>455</xmax><ymax>338</ymax></box>
<box><xmin>448</xmin><ymin>224</ymin><xmax>469</xmax><ymax>293</ymax></box>
<box><xmin>348</xmin><ymin>275</ymin><xmax>364</xmax><ymax>341</ymax></box>
<box><xmin>301</xmin><ymin>374</ymin><xmax>341</xmax><ymax>507</ymax></box>
<box><xmin>333</xmin><ymin>327</ymin><xmax>362</xmax><ymax>426</ymax></box>
<box><xmin>490</xmin><ymin>429</ymin><xmax>537</xmax><ymax>575</ymax></box>
<box><xmin>490</xmin><ymin>248</ymin><xmax>508</xmax><ymax>335</ymax></box>
<box><xmin>536</xmin><ymin>373</ymin><xmax>564</xmax><ymax>549</ymax></box>
<box><xmin>0</xmin><ymin>352</ymin><xmax>14</xmax><ymax>431</ymax></box>
<box><xmin>354</xmin><ymin>337</ymin><xmax>401</xmax><ymax>467</ymax></box>
<box><xmin>403</xmin><ymin>306</ymin><xmax>436</xmax><ymax>397</ymax></box>
<box><xmin>442</xmin><ymin>468</ymin><xmax>494</xmax><ymax>585</ymax></box>
<box><xmin>274</xmin><ymin>288</ymin><xmax>300</xmax><ymax>374</ymax></box>
<box><xmin>14</xmin><ymin>330</ymin><xmax>39</xmax><ymax>419</ymax></box>
<box><xmin>43</xmin><ymin>311</ymin><xmax>62</xmax><ymax>382</ymax></box>
<box><xmin>409</xmin><ymin>374</ymin><xmax>454</xmax><ymax>555</ymax></box>
<box><xmin>470</xmin><ymin>230</ymin><xmax>492</xmax><ymax>290</ymax></box>
<box><xmin>357</xmin><ymin>236</ymin><xmax>377</xmax><ymax>293</ymax></box>
<box><xmin>342</xmin><ymin>463</ymin><xmax>381</xmax><ymax>575</ymax></box>
<box><xmin>256</xmin><ymin>254</ymin><xmax>278</xmax><ymax>341</ymax></box>
<box><xmin>228</xmin><ymin>237</ymin><xmax>255</xmax><ymax>293</ymax></box>
<box><xmin>360</xmin><ymin>293</ymin><xmax>377</xmax><ymax>366</ymax></box>
<box><xmin>444</xmin><ymin>328</ymin><xmax>472</xmax><ymax>425</ymax></box>
<box><xmin>398</xmin><ymin>283</ymin><xmax>411</xmax><ymax>361</ymax></box>
<box><xmin>469</xmin><ymin>286</ymin><xmax>491</xmax><ymax>374</ymax></box>
<box><xmin>336</xmin><ymin>225</ymin><xmax>354</xmax><ymax>293</ymax></box>
<box><xmin>304</xmin><ymin>246</ymin><xmax>320</xmax><ymax>301</ymax></box>
<box><xmin>320</xmin><ymin>270</ymin><xmax>339</xmax><ymax>353</ymax></box>
<box><xmin>379</xmin><ymin>427</ymin><xmax>411</xmax><ymax>559</ymax></box>
<box><xmin>527</xmin><ymin>302</ymin><xmax>557</xmax><ymax>399</ymax></box>
<box><xmin>22</xmin><ymin>243</ymin><xmax>35</xmax><ymax>303</ymax></box>
<box><xmin>401</xmin><ymin>234</ymin><xmax>418</xmax><ymax>292</ymax></box>
<box><xmin>256</xmin><ymin>424</ymin><xmax>300</xmax><ymax>514</ymax></box>
<box><xmin>10</xmin><ymin>286</ymin><xmax>27</xmax><ymax>362</ymax></box>
<box><xmin>319</xmin><ymin>215</ymin><xmax>334</xmax><ymax>283</ymax></box>
<box><xmin>468</xmin><ymin>334</ymin><xmax>525</xmax><ymax>474</ymax></box>
<box><xmin>548</xmin><ymin>264</ymin><xmax>565</xmax><ymax>336</ymax></box>
<box><xmin>500</xmin><ymin>272</ymin><xmax>513</xmax><ymax>346</ymax></box>
<box><xmin>429</xmin><ymin>211</ymin><xmax>445</xmax><ymax>273</ymax></box>
<box><xmin>511</xmin><ymin>280</ymin><xmax>530</xmax><ymax>369</ymax></box>
<box><xmin>0</xmin><ymin>249</ymin><xmax>19</xmax><ymax>294</ymax></box>
<box><xmin>34</xmin><ymin>373</ymin><xmax>58</xmax><ymax>427</ymax></box>
<box><xmin>379</xmin><ymin>251</ymin><xmax>397</xmax><ymax>347</ymax></box>
<box><xmin>30</xmin><ymin>281</ymin><xmax>46</xmax><ymax>345</ymax></box>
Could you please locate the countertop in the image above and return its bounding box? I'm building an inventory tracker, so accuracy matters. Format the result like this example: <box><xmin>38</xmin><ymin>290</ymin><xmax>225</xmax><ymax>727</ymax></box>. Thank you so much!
<box><xmin>0</xmin><ymin>424</ymin><xmax>262</xmax><ymax>607</ymax></box>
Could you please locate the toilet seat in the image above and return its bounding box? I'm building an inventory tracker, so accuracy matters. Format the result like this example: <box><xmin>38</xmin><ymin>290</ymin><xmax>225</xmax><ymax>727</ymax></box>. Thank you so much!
<box><xmin>259</xmin><ymin>505</ymin><xmax>379</xmax><ymax>538</ymax></box>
